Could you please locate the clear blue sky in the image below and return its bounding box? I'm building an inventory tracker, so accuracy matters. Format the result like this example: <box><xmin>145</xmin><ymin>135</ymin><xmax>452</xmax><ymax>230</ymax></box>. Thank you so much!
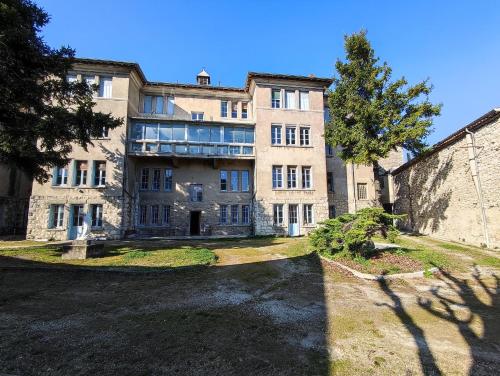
<box><xmin>37</xmin><ymin>0</ymin><xmax>500</xmax><ymax>145</ymax></box>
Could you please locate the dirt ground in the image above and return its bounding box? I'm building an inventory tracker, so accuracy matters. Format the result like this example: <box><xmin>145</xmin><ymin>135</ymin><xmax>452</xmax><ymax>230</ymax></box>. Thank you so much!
<box><xmin>0</xmin><ymin>237</ymin><xmax>499</xmax><ymax>375</ymax></box>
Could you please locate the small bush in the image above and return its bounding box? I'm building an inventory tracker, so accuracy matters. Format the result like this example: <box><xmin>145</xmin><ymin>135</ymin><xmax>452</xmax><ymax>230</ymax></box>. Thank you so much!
<box><xmin>309</xmin><ymin>207</ymin><xmax>405</xmax><ymax>257</ymax></box>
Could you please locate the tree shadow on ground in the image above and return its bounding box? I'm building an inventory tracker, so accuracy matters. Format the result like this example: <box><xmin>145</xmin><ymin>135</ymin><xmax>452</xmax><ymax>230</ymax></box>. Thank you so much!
<box><xmin>418</xmin><ymin>267</ymin><xmax>500</xmax><ymax>376</ymax></box>
<box><xmin>0</xmin><ymin>252</ymin><xmax>330</xmax><ymax>375</ymax></box>
<box><xmin>378</xmin><ymin>267</ymin><xmax>500</xmax><ymax>376</ymax></box>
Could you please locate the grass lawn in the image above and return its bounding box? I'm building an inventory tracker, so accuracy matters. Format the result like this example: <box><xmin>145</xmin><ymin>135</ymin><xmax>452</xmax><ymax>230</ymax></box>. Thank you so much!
<box><xmin>0</xmin><ymin>245</ymin><xmax>217</xmax><ymax>269</ymax></box>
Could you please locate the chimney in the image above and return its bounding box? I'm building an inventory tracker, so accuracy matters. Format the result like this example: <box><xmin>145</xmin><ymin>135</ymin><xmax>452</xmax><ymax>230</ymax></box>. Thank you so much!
<box><xmin>196</xmin><ymin>68</ymin><xmax>210</xmax><ymax>86</ymax></box>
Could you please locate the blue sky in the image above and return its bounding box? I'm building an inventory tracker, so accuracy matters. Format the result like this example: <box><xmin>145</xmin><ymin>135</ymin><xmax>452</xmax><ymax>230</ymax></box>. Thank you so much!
<box><xmin>37</xmin><ymin>0</ymin><xmax>500</xmax><ymax>145</ymax></box>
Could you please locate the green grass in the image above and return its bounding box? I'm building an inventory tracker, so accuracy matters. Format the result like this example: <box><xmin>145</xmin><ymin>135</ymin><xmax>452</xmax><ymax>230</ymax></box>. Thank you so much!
<box><xmin>0</xmin><ymin>246</ymin><xmax>217</xmax><ymax>269</ymax></box>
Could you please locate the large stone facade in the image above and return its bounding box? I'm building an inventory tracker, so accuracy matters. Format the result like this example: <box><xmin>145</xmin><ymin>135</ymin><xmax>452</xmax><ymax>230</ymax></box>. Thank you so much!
<box><xmin>26</xmin><ymin>58</ymin><xmax>402</xmax><ymax>240</ymax></box>
<box><xmin>393</xmin><ymin>110</ymin><xmax>500</xmax><ymax>248</ymax></box>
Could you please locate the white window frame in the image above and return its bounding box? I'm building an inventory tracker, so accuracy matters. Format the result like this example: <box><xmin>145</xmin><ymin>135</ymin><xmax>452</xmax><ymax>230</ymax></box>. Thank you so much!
<box><xmin>242</xmin><ymin>205</ymin><xmax>250</xmax><ymax>224</ymax></box>
<box><xmin>54</xmin><ymin>166</ymin><xmax>68</xmax><ymax>186</ymax></box>
<box><xmin>273</xmin><ymin>204</ymin><xmax>284</xmax><ymax>226</ymax></box>
<box><xmin>75</xmin><ymin>161</ymin><xmax>88</xmax><ymax>186</ymax></box>
<box><xmin>221</xmin><ymin>100</ymin><xmax>228</xmax><ymax>117</ymax></box>
<box><xmin>303</xmin><ymin>204</ymin><xmax>314</xmax><ymax>225</ymax></box>
<box><xmin>271</xmin><ymin>89</ymin><xmax>281</xmax><ymax>108</ymax></box>
<box><xmin>287</xmin><ymin>166</ymin><xmax>297</xmax><ymax>189</ymax></box>
<box><xmin>285</xmin><ymin>90</ymin><xmax>295</xmax><ymax>109</ymax></box>
<box><xmin>272</xmin><ymin>166</ymin><xmax>283</xmax><ymax>189</ymax></box>
<box><xmin>299</xmin><ymin>91</ymin><xmax>309</xmax><ymax>110</ymax></box>
<box><xmin>91</xmin><ymin>204</ymin><xmax>103</xmax><ymax>228</ymax></box>
<box><xmin>98</xmin><ymin>76</ymin><xmax>112</xmax><ymax>98</ymax></box>
<box><xmin>93</xmin><ymin>161</ymin><xmax>106</xmax><ymax>187</ymax></box>
<box><xmin>271</xmin><ymin>124</ymin><xmax>282</xmax><ymax>145</ymax></box>
<box><xmin>299</xmin><ymin>127</ymin><xmax>310</xmax><ymax>146</ymax></box>
<box><xmin>301</xmin><ymin>166</ymin><xmax>312</xmax><ymax>189</ymax></box>
<box><xmin>191</xmin><ymin>112</ymin><xmax>204</xmax><ymax>121</ymax></box>
<box><xmin>285</xmin><ymin>126</ymin><xmax>296</xmax><ymax>145</ymax></box>
<box><xmin>50</xmin><ymin>204</ymin><xmax>65</xmax><ymax>228</ymax></box>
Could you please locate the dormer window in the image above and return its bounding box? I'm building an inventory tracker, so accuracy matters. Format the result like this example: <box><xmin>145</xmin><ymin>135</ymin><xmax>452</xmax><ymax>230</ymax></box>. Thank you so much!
<box><xmin>191</xmin><ymin>112</ymin><xmax>204</xmax><ymax>121</ymax></box>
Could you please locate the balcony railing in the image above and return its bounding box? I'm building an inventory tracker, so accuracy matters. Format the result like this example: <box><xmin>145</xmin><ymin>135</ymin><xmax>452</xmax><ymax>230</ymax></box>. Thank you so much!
<box><xmin>129</xmin><ymin>141</ymin><xmax>254</xmax><ymax>158</ymax></box>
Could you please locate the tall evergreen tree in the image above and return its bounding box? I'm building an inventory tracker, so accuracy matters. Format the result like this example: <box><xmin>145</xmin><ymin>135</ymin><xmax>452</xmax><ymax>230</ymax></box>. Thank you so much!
<box><xmin>325</xmin><ymin>30</ymin><xmax>441</xmax><ymax>197</ymax></box>
<box><xmin>0</xmin><ymin>0</ymin><xmax>122</xmax><ymax>182</ymax></box>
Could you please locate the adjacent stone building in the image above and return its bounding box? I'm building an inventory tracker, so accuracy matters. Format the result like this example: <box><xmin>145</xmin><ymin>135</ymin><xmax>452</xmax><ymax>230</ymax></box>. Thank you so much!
<box><xmin>0</xmin><ymin>163</ymin><xmax>32</xmax><ymax>235</ymax></box>
<box><xmin>26</xmin><ymin>58</ymin><xmax>402</xmax><ymax>240</ymax></box>
<box><xmin>393</xmin><ymin>109</ymin><xmax>500</xmax><ymax>248</ymax></box>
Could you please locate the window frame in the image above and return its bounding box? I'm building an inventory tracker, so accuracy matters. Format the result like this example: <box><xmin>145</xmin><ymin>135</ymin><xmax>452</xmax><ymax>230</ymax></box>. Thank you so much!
<box><xmin>152</xmin><ymin>169</ymin><xmax>161</xmax><ymax>191</ymax></box>
<box><xmin>220</xmin><ymin>204</ymin><xmax>228</xmax><ymax>224</ymax></box>
<box><xmin>299</xmin><ymin>91</ymin><xmax>309</xmax><ymax>110</ymax></box>
<box><xmin>287</xmin><ymin>166</ymin><xmax>297</xmax><ymax>189</ymax></box>
<box><xmin>93</xmin><ymin>161</ymin><xmax>106</xmax><ymax>187</ymax></box>
<box><xmin>285</xmin><ymin>126</ymin><xmax>296</xmax><ymax>145</ymax></box>
<box><xmin>299</xmin><ymin>126</ymin><xmax>310</xmax><ymax>146</ymax></box>
<box><xmin>271</xmin><ymin>124</ymin><xmax>282</xmax><ymax>145</ymax></box>
<box><xmin>272</xmin><ymin>166</ymin><xmax>283</xmax><ymax>189</ymax></box>
<box><xmin>140</xmin><ymin>168</ymin><xmax>149</xmax><ymax>190</ymax></box>
<box><xmin>91</xmin><ymin>204</ymin><xmax>103</xmax><ymax>228</ymax></box>
<box><xmin>271</xmin><ymin>89</ymin><xmax>281</xmax><ymax>108</ymax></box>
<box><xmin>220</xmin><ymin>100</ymin><xmax>228</xmax><ymax>118</ymax></box>
<box><xmin>357</xmin><ymin>183</ymin><xmax>368</xmax><ymax>200</ymax></box>
<box><xmin>49</xmin><ymin>204</ymin><xmax>65</xmax><ymax>228</ymax></box>
<box><xmin>241</xmin><ymin>205</ymin><xmax>250</xmax><ymax>224</ymax></box>
<box><xmin>285</xmin><ymin>90</ymin><xmax>295</xmax><ymax>109</ymax></box>
<box><xmin>164</xmin><ymin>168</ymin><xmax>173</xmax><ymax>191</ymax></box>
<box><xmin>303</xmin><ymin>204</ymin><xmax>314</xmax><ymax>225</ymax></box>
<box><xmin>301</xmin><ymin>166</ymin><xmax>312</xmax><ymax>189</ymax></box>
<box><xmin>273</xmin><ymin>204</ymin><xmax>284</xmax><ymax>226</ymax></box>
<box><xmin>190</xmin><ymin>184</ymin><xmax>203</xmax><ymax>202</ymax></box>
<box><xmin>230</xmin><ymin>171</ymin><xmax>239</xmax><ymax>192</ymax></box>
<box><xmin>231</xmin><ymin>205</ymin><xmax>239</xmax><ymax>224</ymax></box>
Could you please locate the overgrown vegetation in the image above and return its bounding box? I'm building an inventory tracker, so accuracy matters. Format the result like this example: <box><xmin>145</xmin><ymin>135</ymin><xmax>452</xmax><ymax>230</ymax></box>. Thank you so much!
<box><xmin>309</xmin><ymin>208</ymin><xmax>404</xmax><ymax>258</ymax></box>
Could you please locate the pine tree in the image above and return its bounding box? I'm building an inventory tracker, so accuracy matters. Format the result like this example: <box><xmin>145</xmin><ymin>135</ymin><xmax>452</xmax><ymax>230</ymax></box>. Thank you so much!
<box><xmin>0</xmin><ymin>0</ymin><xmax>122</xmax><ymax>182</ymax></box>
<box><xmin>325</xmin><ymin>30</ymin><xmax>441</xmax><ymax>201</ymax></box>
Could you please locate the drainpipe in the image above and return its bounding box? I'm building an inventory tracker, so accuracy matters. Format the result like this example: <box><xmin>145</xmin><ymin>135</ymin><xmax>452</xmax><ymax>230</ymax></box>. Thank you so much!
<box><xmin>465</xmin><ymin>128</ymin><xmax>490</xmax><ymax>248</ymax></box>
<box><xmin>350</xmin><ymin>162</ymin><xmax>357</xmax><ymax>213</ymax></box>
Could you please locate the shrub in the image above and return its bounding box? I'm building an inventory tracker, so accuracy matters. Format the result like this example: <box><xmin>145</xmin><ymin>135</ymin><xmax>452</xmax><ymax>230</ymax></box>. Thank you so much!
<box><xmin>309</xmin><ymin>207</ymin><xmax>405</xmax><ymax>257</ymax></box>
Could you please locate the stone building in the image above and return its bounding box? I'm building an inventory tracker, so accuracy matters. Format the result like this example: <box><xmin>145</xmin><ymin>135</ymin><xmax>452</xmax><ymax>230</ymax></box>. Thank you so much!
<box><xmin>26</xmin><ymin>58</ymin><xmax>402</xmax><ymax>240</ymax></box>
<box><xmin>0</xmin><ymin>163</ymin><xmax>32</xmax><ymax>235</ymax></box>
<box><xmin>393</xmin><ymin>109</ymin><xmax>500</xmax><ymax>248</ymax></box>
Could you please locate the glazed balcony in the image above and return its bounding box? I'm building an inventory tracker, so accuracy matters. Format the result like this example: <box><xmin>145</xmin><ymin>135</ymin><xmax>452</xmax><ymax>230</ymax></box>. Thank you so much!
<box><xmin>128</xmin><ymin>121</ymin><xmax>255</xmax><ymax>159</ymax></box>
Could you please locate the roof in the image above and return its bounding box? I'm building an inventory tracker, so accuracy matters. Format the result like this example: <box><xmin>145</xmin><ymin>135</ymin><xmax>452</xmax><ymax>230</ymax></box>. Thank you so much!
<box><xmin>197</xmin><ymin>69</ymin><xmax>210</xmax><ymax>77</ymax></box>
<box><xmin>74</xmin><ymin>57</ymin><xmax>147</xmax><ymax>83</ymax></box>
<box><xmin>392</xmin><ymin>108</ymin><xmax>500</xmax><ymax>175</ymax></box>
<box><xmin>73</xmin><ymin>58</ymin><xmax>333</xmax><ymax>93</ymax></box>
<box><xmin>245</xmin><ymin>72</ymin><xmax>333</xmax><ymax>91</ymax></box>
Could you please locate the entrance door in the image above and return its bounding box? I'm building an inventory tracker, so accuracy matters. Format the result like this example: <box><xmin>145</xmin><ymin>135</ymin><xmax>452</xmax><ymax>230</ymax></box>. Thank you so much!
<box><xmin>288</xmin><ymin>204</ymin><xmax>299</xmax><ymax>236</ymax></box>
<box><xmin>190</xmin><ymin>211</ymin><xmax>201</xmax><ymax>236</ymax></box>
<box><xmin>69</xmin><ymin>204</ymin><xmax>85</xmax><ymax>240</ymax></box>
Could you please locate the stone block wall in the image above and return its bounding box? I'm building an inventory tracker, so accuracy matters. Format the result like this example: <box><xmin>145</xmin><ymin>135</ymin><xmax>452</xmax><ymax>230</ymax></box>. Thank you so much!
<box><xmin>393</xmin><ymin>118</ymin><xmax>500</xmax><ymax>248</ymax></box>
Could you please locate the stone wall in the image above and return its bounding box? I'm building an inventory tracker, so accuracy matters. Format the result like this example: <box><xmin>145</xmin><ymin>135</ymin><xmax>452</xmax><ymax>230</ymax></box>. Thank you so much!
<box><xmin>393</xmin><ymin>118</ymin><xmax>500</xmax><ymax>248</ymax></box>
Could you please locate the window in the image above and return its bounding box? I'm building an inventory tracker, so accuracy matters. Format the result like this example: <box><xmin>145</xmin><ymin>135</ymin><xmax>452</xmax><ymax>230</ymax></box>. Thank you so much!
<box><xmin>242</xmin><ymin>103</ymin><xmax>248</xmax><ymax>119</ymax></box>
<box><xmin>273</xmin><ymin>204</ymin><xmax>284</xmax><ymax>225</ymax></box>
<box><xmin>303</xmin><ymin>204</ymin><xmax>313</xmax><ymax>225</ymax></box>
<box><xmin>286</xmin><ymin>126</ymin><xmax>296</xmax><ymax>145</ymax></box>
<box><xmin>244</xmin><ymin>128</ymin><xmax>254</xmax><ymax>143</ymax></box>
<box><xmin>285</xmin><ymin>90</ymin><xmax>295</xmax><ymax>109</ymax></box>
<box><xmin>91</xmin><ymin>204</ymin><xmax>103</xmax><ymax>227</ymax></box>
<box><xmin>162</xmin><ymin>205</ymin><xmax>171</xmax><ymax>224</ymax></box>
<box><xmin>287</xmin><ymin>166</ymin><xmax>297</xmax><ymax>189</ymax></box>
<box><xmin>299</xmin><ymin>91</ymin><xmax>309</xmax><ymax>110</ymax></box>
<box><xmin>101</xmin><ymin>126</ymin><xmax>109</xmax><ymax>138</ymax></box>
<box><xmin>66</xmin><ymin>74</ymin><xmax>77</xmax><ymax>83</ymax></box>
<box><xmin>300</xmin><ymin>127</ymin><xmax>310</xmax><ymax>146</ymax></box>
<box><xmin>271</xmin><ymin>125</ymin><xmax>282</xmax><ymax>145</ymax></box>
<box><xmin>241</xmin><ymin>171</ymin><xmax>249</xmax><ymax>192</ymax></box>
<box><xmin>151</xmin><ymin>205</ymin><xmax>159</xmax><ymax>225</ymax></box>
<box><xmin>94</xmin><ymin>161</ymin><xmax>106</xmax><ymax>187</ymax></box>
<box><xmin>220</xmin><ymin>205</ymin><xmax>228</xmax><ymax>224</ymax></box>
<box><xmin>220</xmin><ymin>170</ymin><xmax>228</xmax><ymax>191</ymax></box>
<box><xmin>357</xmin><ymin>183</ymin><xmax>367</xmax><ymax>200</ymax></box>
<box><xmin>221</xmin><ymin>101</ymin><xmax>228</xmax><ymax>117</ymax></box>
<box><xmin>231</xmin><ymin>102</ymin><xmax>238</xmax><ymax>118</ymax></box>
<box><xmin>191</xmin><ymin>112</ymin><xmax>204</xmax><ymax>121</ymax></box>
<box><xmin>190</xmin><ymin>184</ymin><xmax>203</xmax><ymax>202</ymax></box>
<box><xmin>75</xmin><ymin>161</ymin><xmax>88</xmax><ymax>186</ymax></box>
<box><xmin>325</xmin><ymin>144</ymin><xmax>334</xmax><ymax>156</ymax></box>
<box><xmin>302</xmin><ymin>167</ymin><xmax>312</xmax><ymax>189</ymax></box>
<box><xmin>84</xmin><ymin>75</ymin><xmax>96</xmax><ymax>91</ymax></box>
<box><xmin>164</xmin><ymin>168</ymin><xmax>172</xmax><ymax>191</ymax></box>
<box><xmin>54</xmin><ymin>166</ymin><xmax>68</xmax><ymax>186</ymax></box>
<box><xmin>139</xmin><ymin>205</ymin><xmax>147</xmax><ymax>225</ymax></box>
<box><xmin>98</xmin><ymin>77</ymin><xmax>112</xmax><ymax>98</ymax></box>
<box><xmin>72</xmin><ymin>204</ymin><xmax>85</xmax><ymax>227</ymax></box>
<box><xmin>152</xmin><ymin>169</ymin><xmax>161</xmax><ymax>191</ymax></box>
<box><xmin>242</xmin><ymin>205</ymin><xmax>250</xmax><ymax>224</ymax></box>
<box><xmin>143</xmin><ymin>96</ymin><xmax>153</xmax><ymax>113</ymax></box>
<box><xmin>272</xmin><ymin>166</ymin><xmax>283</xmax><ymax>189</ymax></box>
<box><xmin>140</xmin><ymin>168</ymin><xmax>149</xmax><ymax>190</ymax></box>
<box><xmin>160</xmin><ymin>126</ymin><xmax>172</xmax><ymax>142</ymax></box>
<box><xmin>144</xmin><ymin>124</ymin><xmax>159</xmax><ymax>140</ymax></box>
<box><xmin>155</xmin><ymin>96</ymin><xmax>164</xmax><ymax>114</ymax></box>
<box><xmin>231</xmin><ymin>171</ymin><xmax>239</xmax><ymax>192</ymax></box>
<box><xmin>172</xmin><ymin>125</ymin><xmax>186</xmax><ymax>141</ymax></box>
<box><xmin>271</xmin><ymin>89</ymin><xmax>281</xmax><ymax>108</ymax></box>
<box><xmin>329</xmin><ymin>205</ymin><xmax>336</xmax><ymax>219</ymax></box>
<box><xmin>231</xmin><ymin>205</ymin><xmax>238</xmax><ymax>224</ymax></box>
<box><xmin>327</xmin><ymin>172</ymin><xmax>334</xmax><ymax>192</ymax></box>
<box><xmin>167</xmin><ymin>96</ymin><xmax>175</xmax><ymax>115</ymax></box>
<box><xmin>49</xmin><ymin>204</ymin><xmax>64</xmax><ymax>228</ymax></box>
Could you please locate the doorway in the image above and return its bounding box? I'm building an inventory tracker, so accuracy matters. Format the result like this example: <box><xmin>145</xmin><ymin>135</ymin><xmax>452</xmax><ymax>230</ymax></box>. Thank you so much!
<box><xmin>190</xmin><ymin>211</ymin><xmax>201</xmax><ymax>236</ymax></box>
<box><xmin>69</xmin><ymin>204</ymin><xmax>85</xmax><ymax>240</ymax></box>
<box><xmin>288</xmin><ymin>204</ymin><xmax>299</xmax><ymax>236</ymax></box>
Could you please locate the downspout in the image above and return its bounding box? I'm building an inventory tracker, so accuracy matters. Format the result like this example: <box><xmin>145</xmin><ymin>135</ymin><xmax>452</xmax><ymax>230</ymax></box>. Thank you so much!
<box><xmin>465</xmin><ymin>128</ymin><xmax>490</xmax><ymax>248</ymax></box>
<box><xmin>351</xmin><ymin>162</ymin><xmax>357</xmax><ymax>213</ymax></box>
